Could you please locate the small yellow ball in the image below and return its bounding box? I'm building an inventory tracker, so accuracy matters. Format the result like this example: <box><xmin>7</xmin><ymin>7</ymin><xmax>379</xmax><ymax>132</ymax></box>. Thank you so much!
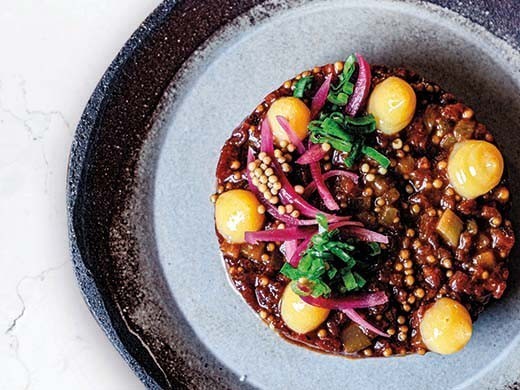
<box><xmin>215</xmin><ymin>189</ymin><xmax>265</xmax><ymax>243</ymax></box>
<box><xmin>367</xmin><ymin>76</ymin><xmax>417</xmax><ymax>135</ymax></box>
<box><xmin>420</xmin><ymin>297</ymin><xmax>473</xmax><ymax>355</ymax></box>
<box><xmin>280</xmin><ymin>284</ymin><xmax>330</xmax><ymax>334</ymax></box>
<box><xmin>447</xmin><ymin>140</ymin><xmax>504</xmax><ymax>199</ymax></box>
<box><xmin>267</xmin><ymin>97</ymin><xmax>310</xmax><ymax>145</ymax></box>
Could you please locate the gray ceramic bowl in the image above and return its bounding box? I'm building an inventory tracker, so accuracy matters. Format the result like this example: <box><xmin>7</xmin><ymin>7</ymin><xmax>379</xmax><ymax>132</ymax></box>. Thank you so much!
<box><xmin>68</xmin><ymin>0</ymin><xmax>520</xmax><ymax>388</ymax></box>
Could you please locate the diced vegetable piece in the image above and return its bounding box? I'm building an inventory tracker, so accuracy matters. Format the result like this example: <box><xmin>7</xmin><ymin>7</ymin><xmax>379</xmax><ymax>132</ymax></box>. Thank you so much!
<box><xmin>447</xmin><ymin>140</ymin><xmax>504</xmax><ymax>199</ymax></box>
<box><xmin>240</xmin><ymin>243</ymin><xmax>266</xmax><ymax>261</ymax></box>
<box><xmin>440</xmin><ymin>133</ymin><xmax>457</xmax><ymax>150</ymax></box>
<box><xmin>378</xmin><ymin>206</ymin><xmax>399</xmax><ymax>227</ymax></box>
<box><xmin>220</xmin><ymin>241</ymin><xmax>240</xmax><ymax>259</ymax></box>
<box><xmin>341</xmin><ymin>323</ymin><xmax>372</xmax><ymax>353</ymax></box>
<box><xmin>437</xmin><ymin>208</ymin><xmax>463</xmax><ymax>247</ymax></box>
<box><xmin>472</xmin><ymin>250</ymin><xmax>496</xmax><ymax>270</ymax></box>
<box><xmin>396</xmin><ymin>155</ymin><xmax>415</xmax><ymax>175</ymax></box>
<box><xmin>420</xmin><ymin>297</ymin><xmax>472</xmax><ymax>355</ymax></box>
<box><xmin>453</xmin><ymin>119</ymin><xmax>476</xmax><ymax>141</ymax></box>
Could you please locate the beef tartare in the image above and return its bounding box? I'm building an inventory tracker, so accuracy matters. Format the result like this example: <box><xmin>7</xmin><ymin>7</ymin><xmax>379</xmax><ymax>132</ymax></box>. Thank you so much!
<box><xmin>212</xmin><ymin>54</ymin><xmax>515</xmax><ymax>357</ymax></box>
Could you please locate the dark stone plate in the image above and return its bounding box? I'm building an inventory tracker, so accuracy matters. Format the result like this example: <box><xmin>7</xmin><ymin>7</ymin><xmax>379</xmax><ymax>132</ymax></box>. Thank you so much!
<box><xmin>67</xmin><ymin>1</ymin><xmax>520</xmax><ymax>389</ymax></box>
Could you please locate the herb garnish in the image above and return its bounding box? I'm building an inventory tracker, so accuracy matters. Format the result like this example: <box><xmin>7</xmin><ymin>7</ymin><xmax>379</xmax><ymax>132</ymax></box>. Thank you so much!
<box><xmin>308</xmin><ymin>111</ymin><xmax>390</xmax><ymax>168</ymax></box>
<box><xmin>280</xmin><ymin>215</ymin><xmax>381</xmax><ymax>298</ymax></box>
<box><xmin>327</xmin><ymin>54</ymin><xmax>356</xmax><ymax>106</ymax></box>
<box><xmin>361</xmin><ymin>145</ymin><xmax>390</xmax><ymax>168</ymax></box>
<box><xmin>293</xmin><ymin>75</ymin><xmax>313</xmax><ymax>98</ymax></box>
<box><xmin>308</xmin><ymin>53</ymin><xmax>390</xmax><ymax>168</ymax></box>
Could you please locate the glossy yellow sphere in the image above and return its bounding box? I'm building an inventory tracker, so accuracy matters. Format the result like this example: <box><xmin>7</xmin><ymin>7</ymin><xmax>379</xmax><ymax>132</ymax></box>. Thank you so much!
<box><xmin>215</xmin><ymin>189</ymin><xmax>265</xmax><ymax>244</ymax></box>
<box><xmin>280</xmin><ymin>284</ymin><xmax>330</xmax><ymax>334</ymax></box>
<box><xmin>420</xmin><ymin>297</ymin><xmax>473</xmax><ymax>355</ymax></box>
<box><xmin>447</xmin><ymin>140</ymin><xmax>504</xmax><ymax>199</ymax></box>
<box><xmin>267</xmin><ymin>97</ymin><xmax>311</xmax><ymax>145</ymax></box>
<box><xmin>367</xmin><ymin>76</ymin><xmax>417</xmax><ymax>135</ymax></box>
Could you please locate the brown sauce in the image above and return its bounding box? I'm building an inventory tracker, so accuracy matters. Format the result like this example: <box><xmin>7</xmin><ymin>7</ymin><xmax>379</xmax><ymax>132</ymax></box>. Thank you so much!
<box><xmin>213</xmin><ymin>63</ymin><xmax>514</xmax><ymax>357</ymax></box>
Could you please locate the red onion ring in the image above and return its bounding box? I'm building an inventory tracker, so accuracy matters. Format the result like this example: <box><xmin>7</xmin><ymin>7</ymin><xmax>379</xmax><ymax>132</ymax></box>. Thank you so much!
<box><xmin>304</xmin><ymin>170</ymin><xmax>359</xmax><ymax>197</ymax></box>
<box><xmin>311</xmin><ymin>75</ymin><xmax>332</xmax><ymax>118</ymax></box>
<box><xmin>276</xmin><ymin>116</ymin><xmax>305</xmax><ymax>154</ymax></box>
<box><xmin>343</xmin><ymin>308</ymin><xmax>389</xmax><ymax>338</ymax></box>
<box><xmin>245</xmin><ymin>227</ymin><xmax>315</xmax><ymax>244</ymax></box>
<box><xmin>296</xmin><ymin>144</ymin><xmax>327</xmax><ymax>164</ymax></box>
<box><xmin>288</xmin><ymin>236</ymin><xmax>312</xmax><ymax>266</ymax></box>
<box><xmin>284</xmin><ymin>239</ymin><xmax>299</xmax><ymax>262</ymax></box>
<box><xmin>309</xmin><ymin>161</ymin><xmax>340</xmax><ymax>211</ymax></box>
<box><xmin>345</xmin><ymin>53</ymin><xmax>371</xmax><ymax>117</ymax></box>
<box><xmin>301</xmin><ymin>291</ymin><xmax>388</xmax><ymax>310</ymax></box>
<box><xmin>340</xmin><ymin>226</ymin><xmax>389</xmax><ymax>244</ymax></box>
<box><xmin>260</xmin><ymin>118</ymin><xmax>274</xmax><ymax>155</ymax></box>
<box><xmin>247</xmin><ymin>149</ymin><xmax>343</xmax><ymax>225</ymax></box>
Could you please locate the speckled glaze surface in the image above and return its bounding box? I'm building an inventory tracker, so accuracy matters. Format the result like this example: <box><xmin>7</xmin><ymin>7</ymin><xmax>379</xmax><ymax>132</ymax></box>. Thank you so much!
<box><xmin>67</xmin><ymin>0</ymin><xmax>520</xmax><ymax>389</ymax></box>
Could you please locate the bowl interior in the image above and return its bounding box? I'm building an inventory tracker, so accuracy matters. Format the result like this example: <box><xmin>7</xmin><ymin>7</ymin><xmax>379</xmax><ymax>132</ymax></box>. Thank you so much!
<box><xmin>153</xmin><ymin>1</ymin><xmax>520</xmax><ymax>388</ymax></box>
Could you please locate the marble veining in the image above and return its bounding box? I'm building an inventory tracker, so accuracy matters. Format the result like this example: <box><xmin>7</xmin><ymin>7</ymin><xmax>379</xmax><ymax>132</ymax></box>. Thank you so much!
<box><xmin>0</xmin><ymin>1</ymin><xmax>161</xmax><ymax>389</ymax></box>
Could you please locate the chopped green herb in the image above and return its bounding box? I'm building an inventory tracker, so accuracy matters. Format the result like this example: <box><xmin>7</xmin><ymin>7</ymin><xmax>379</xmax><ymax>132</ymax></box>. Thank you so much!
<box><xmin>309</xmin><ymin>131</ymin><xmax>353</xmax><ymax>153</ymax></box>
<box><xmin>327</xmin><ymin>54</ymin><xmax>357</xmax><ymax>106</ymax></box>
<box><xmin>327</xmin><ymin>91</ymin><xmax>350</xmax><ymax>105</ymax></box>
<box><xmin>316</xmin><ymin>214</ymin><xmax>329</xmax><ymax>232</ymax></box>
<box><xmin>342</xmin><ymin>55</ymin><xmax>357</xmax><ymax>80</ymax></box>
<box><xmin>344</xmin><ymin>114</ymin><xmax>375</xmax><ymax>126</ymax></box>
<box><xmin>361</xmin><ymin>145</ymin><xmax>391</xmax><ymax>169</ymax></box>
<box><xmin>308</xmin><ymin>110</ymin><xmax>390</xmax><ymax>168</ymax></box>
<box><xmin>327</xmin><ymin>265</ymin><xmax>338</xmax><ymax>279</ymax></box>
<box><xmin>368</xmin><ymin>242</ymin><xmax>382</xmax><ymax>256</ymax></box>
<box><xmin>344</xmin><ymin>114</ymin><xmax>377</xmax><ymax>134</ymax></box>
<box><xmin>354</xmin><ymin>273</ymin><xmax>367</xmax><ymax>288</ymax></box>
<box><xmin>344</xmin><ymin>141</ymin><xmax>362</xmax><ymax>168</ymax></box>
<box><xmin>321</xmin><ymin>118</ymin><xmax>351</xmax><ymax>140</ymax></box>
<box><xmin>306</xmin><ymin>53</ymin><xmax>391</xmax><ymax>168</ymax></box>
<box><xmin>342</xmin><ymin>271</ymin><xmax>358</xmax><ymax>291</ymax></box>
<box><xmin>280</xmin><ymin>214</ymin><xmax>382</xmax><ymax>298</ymax></box>
<box><xmin>293</xmin><ymin>75</ymin><xmax>313</xmax><ymax>98</ymax></box>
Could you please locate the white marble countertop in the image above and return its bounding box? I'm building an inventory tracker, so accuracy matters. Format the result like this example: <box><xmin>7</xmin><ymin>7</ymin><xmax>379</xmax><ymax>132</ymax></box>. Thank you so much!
<box><xmin>0</xmin><ymin>1</ymin><xmax>162</xmax><ymax>388</ymax></box>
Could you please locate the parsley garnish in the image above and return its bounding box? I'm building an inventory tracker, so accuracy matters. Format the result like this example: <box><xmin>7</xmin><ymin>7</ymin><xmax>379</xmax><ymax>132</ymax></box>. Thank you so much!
<box><xmin>280</xmin><ymin>215</ymin><xmax>381</xmax><ymax>298</ymax></box>
<box><xmin>293</xmin><ymin>75</ymin><xmax>313</xmax><ymax>98</ymax></box>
